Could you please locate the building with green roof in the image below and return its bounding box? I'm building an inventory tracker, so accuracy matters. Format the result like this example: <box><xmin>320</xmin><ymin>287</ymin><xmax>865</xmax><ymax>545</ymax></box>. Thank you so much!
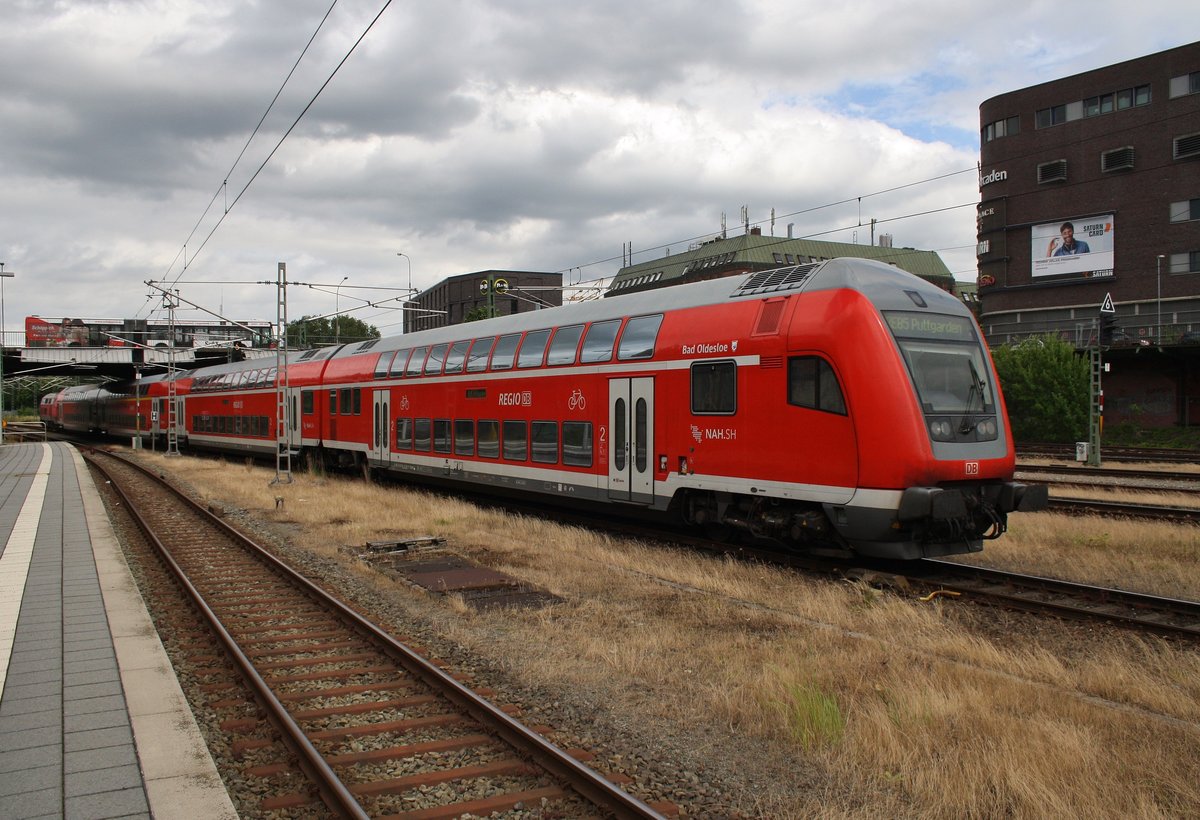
<box><xmin>606</xmin><ymin>229</ymin><xmax>955</xmax><ymax>297</ymax></box>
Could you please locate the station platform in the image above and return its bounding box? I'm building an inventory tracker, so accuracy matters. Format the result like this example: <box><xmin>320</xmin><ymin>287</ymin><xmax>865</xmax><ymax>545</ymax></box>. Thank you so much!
<box><xmin>0</xmin><ymin>442</ymin><xmax>236</xmax><ymax>819</ymax></box>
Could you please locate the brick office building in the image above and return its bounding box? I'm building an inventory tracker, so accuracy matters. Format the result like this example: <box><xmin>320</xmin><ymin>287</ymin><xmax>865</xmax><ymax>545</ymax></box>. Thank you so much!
<box><xmin>977</xmin><ymin>41</ymin><xmax>1200</xmax><ymax>347</ymax></box>
<box><xmin>977</xmin><ymin>42</ymin><xmax>1200</xmax><ymax>428</ymax></box>
<box><xmin>404</xmin><ymin>270</ymin><xmax>562</xmax><ymax>333</ymax></box>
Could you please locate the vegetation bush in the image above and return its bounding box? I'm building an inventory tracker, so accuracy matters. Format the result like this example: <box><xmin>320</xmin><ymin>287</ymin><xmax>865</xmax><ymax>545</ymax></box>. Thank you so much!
<box><xmin>990</xmin><ymin>334</ymin><xmax>1089</xmax><ymax>443</ymax></box>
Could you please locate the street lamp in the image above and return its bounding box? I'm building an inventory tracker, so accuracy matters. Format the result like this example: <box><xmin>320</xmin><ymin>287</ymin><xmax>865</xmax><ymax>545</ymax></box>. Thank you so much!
<box><xmin>335</xmin><ymin>275</ymin><xmax>348</xmax><ymax>344</ymax></box>
<box><xmin>0</xmin><ymin>263</ymin><xmax>12</xmax><ymax>445</ymax></box>
<box><xmin>397</xmin><ymin>252</ymin><xmax>413</xmax><ymax>331</ymax></box>
<box><xmin>1157</xmin><ymin>254</ymin><xmax>1166</xmax><ymax>344</ymax></box>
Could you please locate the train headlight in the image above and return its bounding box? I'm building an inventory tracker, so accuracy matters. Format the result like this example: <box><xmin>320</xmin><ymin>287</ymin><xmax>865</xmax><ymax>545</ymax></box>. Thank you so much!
<box><xmin>976</xmin><ymin>417</ymin><xmax>998</xmax><ymax>440</ymax></box>
<box><xmin>929</xmin><ymin>418</ymin><xmax>955</xmax><ymax>441</ymax></box>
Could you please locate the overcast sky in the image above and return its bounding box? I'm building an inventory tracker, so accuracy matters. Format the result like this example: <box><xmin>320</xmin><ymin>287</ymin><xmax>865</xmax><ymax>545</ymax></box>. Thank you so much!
<box><xmin>0</xmin><ymin>1</ymin><xmax>1195</xmax><ymax>337</ymax></box>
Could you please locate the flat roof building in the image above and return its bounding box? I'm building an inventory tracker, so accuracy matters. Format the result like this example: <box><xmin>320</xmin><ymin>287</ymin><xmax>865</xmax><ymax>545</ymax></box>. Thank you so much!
<box><xmin>404</xmin><ymin>270</ymin><xmax>563</xmax><ymax>333</ymax></box>
<box><xmin>977</xmin><ymin>41</ymin><xmax>1200</xmax><ymax>347</ymax></box>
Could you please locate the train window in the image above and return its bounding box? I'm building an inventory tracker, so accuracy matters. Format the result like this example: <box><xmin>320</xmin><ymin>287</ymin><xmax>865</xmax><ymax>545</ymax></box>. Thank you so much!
<box><xmin>467</xmin><ymin>337</ymin><xmax>495</xmax><ymax>372</ymax></box>
<box><xmin>414</xmin><ymin>418</ymin><xmax>432</xmax><ymax>451</ymax></box>
<box><xmin>691</xmin><ymin>361</ymin><xmax>737</xmax><ymax>414</ymax></box>
<box><xmin>531</xmin><ymin>421</ymin><xmax>558</xmax><ymax>464</ymax></box>
<box><xmin>425</xmin><ymin>343</ymin><xmax>449</xmax><ymax>376</ymax></box>
<box><xmin>613</xmin><ymin>398</ymin><xmax>626</xmax><ymax>471</ymax></box>
<box><xmin>580</xmin><ymin>320</ymin><xmax>620</xmax><ymax>363</ymax></box>
<box><xmin>340</xmin><ymin>388</ymin><xmax>353</xmax><ymax>415</ymax></box>
<box><xmin>433</xmin><ymin>419</ymin><xmax>452</xmax><ymax>453</ymax></box>
<box><xmin>562</xmin><ymin>421</ymin><xmax>593</xmax><ymax>467</ymax></box>
<box><xmin>517</xmin><ymin>329</ymin><xmax>552</xmax><ymax>368</ymax></box>
<box><xmin>395</xmin><ymin>418</ymin><xmax>413</xmax><ymax>449</ymax></box>
<box><xmin>502</xmin><ymin>420</ymin><xmax>527</xmax><ymax>460</ymax></box>
<box><xmin>787</xmin><ymin>357</ymin><xmax>847</xmax><ymax>415</ymax></box>
<box><xmin>390</xmin><ymin>349</ymin><xmax>412</xmax><ymax>377</ymax></box>
<box><xmin>478</xmin><ymin>420</ymin><xmax>500</xmax><ymax>458</ymax></box>
<box><xmin>546</xmin><ymin>324</ymin><xmax>585</xmax><ymax>366</ymax></box>
<box><xmin>302</xmin><ymin>391</ymin><xmax>314</xmax><ymax>414</ymax></box>
<box><xmin>491</xmin><ymin>334</ymin><xmax>521</xmax><ymax>370</ymax></box>
<box><xmin>353</xmin><ymin>389</ymin><xmax>362</xmax><ymax>415</ymax></box>
<box><xmin>617</xmin><ymin>314</ymin><xmax>663</xmax><ymax>360</ymax></box>
<box><xmin>444</xmin><ymin>341</ymin><xmax>471</xmax><ymax>374</ymax></box>
<box><xmin>374</xmin><ymin>351</ymin><xmax>396</xmax><ymax>378</ymax></box>
<box><xmin>406</xmin><ymin>346</ymin><xmax>429</xmax><ymax>377</ymax></box>
<box><xmin>635</xmin><ymin>400</ymin><xmax>648</xmax><ymax>472</ymax></box>
<box><xmin>329</xmin><ymin>390</ymin><xmax>338</xmax><ymax>414</ymax></box>
<box><xmin>454</xmin><ymin>419</ymin><xmax>475</xmax><ymax>456</ymax></box>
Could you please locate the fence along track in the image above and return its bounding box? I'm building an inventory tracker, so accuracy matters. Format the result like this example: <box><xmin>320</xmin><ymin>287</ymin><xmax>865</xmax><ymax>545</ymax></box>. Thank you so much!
<box><xmin>83</xmin><ymin>447</ymin><xmax>666</xmax><ymax>819</ymax></box>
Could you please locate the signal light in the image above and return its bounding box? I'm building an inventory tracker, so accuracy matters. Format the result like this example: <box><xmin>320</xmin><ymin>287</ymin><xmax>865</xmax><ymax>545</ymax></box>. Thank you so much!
<box><xmin>1099</xmin><ymin>314</ymin><xmax>1117</xmax><ymax>345</ymax></box>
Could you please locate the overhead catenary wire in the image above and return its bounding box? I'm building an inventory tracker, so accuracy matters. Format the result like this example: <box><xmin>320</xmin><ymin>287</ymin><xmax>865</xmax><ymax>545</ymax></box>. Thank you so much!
<box><xmin>155</xmin><ymin>0</ymin><xmax>342</xmax><ymax>300</ymax></box>
<box><xmin>159</xmin><ymin>0</ymin><xmax>394</xmax><ymax>293</ymax></box>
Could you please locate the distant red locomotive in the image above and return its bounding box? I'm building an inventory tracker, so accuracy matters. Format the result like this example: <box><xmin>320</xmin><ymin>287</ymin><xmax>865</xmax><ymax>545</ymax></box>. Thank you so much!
<box><xmin>45</xmin><ymin>258</ymin><xmax>1046</xmax><ymax>559</ymax></box>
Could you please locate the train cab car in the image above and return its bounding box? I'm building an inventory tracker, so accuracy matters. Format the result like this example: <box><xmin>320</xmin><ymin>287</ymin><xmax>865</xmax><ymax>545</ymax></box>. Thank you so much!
<box><xmin>39</xmin><ymin>390</ymin><xmax>65</xmax><ymax>429</ymax></box>
<box><xmin>49</xmin><ymin>257</ymin><xmax>1044</xmax><ymax>561</ymax></box>
<box><xmin>57</xmin><ymin>384</ymin><xmax>109</xmax><ymax>434</ymax></box>
<box><xmin>336</xmin><ymin>257</ymin><xmax>1044</xmax><ymax>559</ymax></box>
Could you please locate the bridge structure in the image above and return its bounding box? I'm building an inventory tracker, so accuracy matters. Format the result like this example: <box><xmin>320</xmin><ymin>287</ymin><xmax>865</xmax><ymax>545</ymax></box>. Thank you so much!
<box><xmin>0</xmin><ymin>342</ymin><xmax>273</xmax><ymax>382</ymax></box>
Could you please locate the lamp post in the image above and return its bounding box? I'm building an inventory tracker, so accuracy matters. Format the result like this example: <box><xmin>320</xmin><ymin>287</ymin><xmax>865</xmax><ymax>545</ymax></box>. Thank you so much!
<box><xmin>397</xmin><ymin>252</ymin><xmax>412</xmax><ymax>333</ymax></box>
<box><xmin>335</xmin><ymin>275</ymin><xmax>348</xmax><ymax>344</ymax></box>
<box><xmin>0</xmin><ymin>263</ymin><xmax>12</xmax><ymax>445</ymax></box>
<box><xmin>1157</xmin><ymin>254</ymin><xmax>1165</xmax><ymax>344</ymax></box>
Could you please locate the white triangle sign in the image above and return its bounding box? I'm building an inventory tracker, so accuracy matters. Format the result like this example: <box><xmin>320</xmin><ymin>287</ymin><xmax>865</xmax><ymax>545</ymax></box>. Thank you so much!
<box><xmin>1100</xmin><ymin>293</ymin><xmax>1116</xmax><ymax>314</ymax></box>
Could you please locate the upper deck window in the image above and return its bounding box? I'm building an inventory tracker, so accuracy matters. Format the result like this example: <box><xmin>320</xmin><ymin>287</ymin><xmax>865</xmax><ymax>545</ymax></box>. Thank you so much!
<box><xmin>466</xmin><ymin>337</ymin><xmax>495</xmax><ymax>372</ymax></box>
<box><xmin>374</xmin><ymin>351</ymin><xmax>395</xmax><ymax>378</ymax></box>
<box><xmin>389</xmin><ymin>350</ymin><xmax>411</xmax><ymax>377</ymax></box>
<box><xmin>580</xmin><ymin>319</ymin><xmax>620</xmax><ymax>363</ymax></box>
<box><xmin>490</xmin><ymin>334</ymin><xmax>521</xmax><ymax>370</ymax></box>
<box><xmin>405</xmin><ymin>347</ymin><xmax>428</xmax><ymax>377</ymax></box>
<box><xmin>444</xmin><ymin>340</ymin><xmax>471</xmax><ymax>374</ymax></box>
<box><xmin>517</xmin><ymin>329</ymin><xmax>552</xmax><ymax>368</ymax></box>
<box><xmin>617</xmin><ymin>314</ymin><xmax>663</xmax><ymax>360</ymax></box>
<box><xmin>424</xmin><ymin>343</ymin><xmax>448</xmax><ymax>376</ymax></box>
<box><xmin>546</xmin><ymin>325</ymin><xmax>584</xmax><ymax>366</ymax></box>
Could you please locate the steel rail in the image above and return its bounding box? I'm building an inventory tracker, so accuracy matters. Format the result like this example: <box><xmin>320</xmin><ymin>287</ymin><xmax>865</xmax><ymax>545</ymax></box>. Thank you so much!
<box><xmin>83</xmin><ymin>450</ymin><xmax>368</xmax><ymax>818</ymax></box>
<box><xmin>913</xmin><ymin>559</ymin><xmax>1200</xmax><ymax>640</ymax></box>
<box><xmin>84</xmin><ymin>447</ymin><xmax>665</xmax><ymax>820</ymax></box>
<box><xmin>1047</xmin><ymin>497</ymin><xmax>1200</xmax><ymax>524</ymax></box>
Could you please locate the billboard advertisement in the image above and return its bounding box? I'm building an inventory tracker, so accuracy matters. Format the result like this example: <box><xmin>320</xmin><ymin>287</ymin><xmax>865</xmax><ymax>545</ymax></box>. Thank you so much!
<box><xmin>1031</xmin><ymin>215</ymin><xmax>1114</xmax><ymax>280</ymax></box>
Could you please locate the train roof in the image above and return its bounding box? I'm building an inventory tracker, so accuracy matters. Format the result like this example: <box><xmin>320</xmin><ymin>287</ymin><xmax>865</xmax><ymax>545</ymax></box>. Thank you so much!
<box><xmin>329</xmin><ymin>256</ymin><xmax>966</xmax><ymax>360</ymax></box>
<box><xmin>176</xmin><ymin>257</ymin><xmax>966</xmax><ymax>381</ymax></box>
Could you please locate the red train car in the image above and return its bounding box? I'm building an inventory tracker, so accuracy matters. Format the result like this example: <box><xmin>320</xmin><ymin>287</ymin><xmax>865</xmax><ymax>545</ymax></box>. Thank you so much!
<box><xmin>51</xmin><ymin>259</ymin><xmax>1047</xmax><ymax>559</ymax></box>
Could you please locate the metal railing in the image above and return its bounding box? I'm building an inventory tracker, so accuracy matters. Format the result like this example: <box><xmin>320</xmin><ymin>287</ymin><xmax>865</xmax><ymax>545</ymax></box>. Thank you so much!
<box><xmin>2</xmin><ymin>421</ymin><xmax>48</xmax><ymax>442</ymax></box>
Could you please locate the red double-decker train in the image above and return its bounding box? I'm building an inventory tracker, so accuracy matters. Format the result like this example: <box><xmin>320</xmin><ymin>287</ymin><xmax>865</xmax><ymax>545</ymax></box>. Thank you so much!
<box><xmin>42</xmin><ymin>258</ymin><xmax>1046</xmax><ymax>559</ymax></box>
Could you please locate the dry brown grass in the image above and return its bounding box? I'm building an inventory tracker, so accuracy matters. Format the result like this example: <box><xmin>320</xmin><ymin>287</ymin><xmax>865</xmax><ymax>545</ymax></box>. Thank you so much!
<box><xmin>956</xmin><ymin>512</ymin><xmax>1200</xmax><ymax>600</ymax></box>
<box><xmin>139</xmin><ymin>452</ymin><xmax>1200</xmax><ymax>819</ymax></box>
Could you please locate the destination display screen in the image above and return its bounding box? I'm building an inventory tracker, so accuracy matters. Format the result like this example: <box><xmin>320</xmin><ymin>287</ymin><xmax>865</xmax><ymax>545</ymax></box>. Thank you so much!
<box><xmin>884</xmin><ymin>311</ymin><xmax>977</xmax><ymax>343</ymax></box>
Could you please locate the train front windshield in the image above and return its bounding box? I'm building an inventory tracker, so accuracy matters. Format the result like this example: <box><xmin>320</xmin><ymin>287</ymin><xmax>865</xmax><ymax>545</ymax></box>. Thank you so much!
<box><xmin>884</xmin><ymin>311</ymin><xmax>995</xmax><ymax>415</ymax></box>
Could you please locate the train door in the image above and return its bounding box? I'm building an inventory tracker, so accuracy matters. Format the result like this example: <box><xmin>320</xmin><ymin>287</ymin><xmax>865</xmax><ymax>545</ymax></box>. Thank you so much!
<box><xmin>370</xmin><ymin>389</ymin><xmax>390</xmax><ymax>466</ymax></box>
<box><xmin>607</xmin><ymin>377</ymin><xmax>654</xmax><ymax>503</ymax></box>
<box><xmin>286</xmin><ymin>387</ymin><xmax>303</xmax><ymax>450</ymax></box>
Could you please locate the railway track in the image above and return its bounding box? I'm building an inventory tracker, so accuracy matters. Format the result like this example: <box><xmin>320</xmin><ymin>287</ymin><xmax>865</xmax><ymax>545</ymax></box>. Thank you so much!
<box><xmin>1047</xmin><ymin>497</ymin><xmax>1200</xmax><ymax>524</ymax></box>
<box><xmin>1015</xmin><ymin>463</ymin><xmax>1200</xmax><ymax>487</ymax></box>
<box><xmin>897</xmin><ymin>560</ymin><xmax>1200</xmax><ymax>641</ymax></box>
<box><xmin>1018</xmin><ymin>443</ymin><xmax>1200</xmax><ymax>464</ymax></box>
<box><xmin>83</xmin><ymin>446</ymin><xmax>667</xmax><ymax>819</ymax></box>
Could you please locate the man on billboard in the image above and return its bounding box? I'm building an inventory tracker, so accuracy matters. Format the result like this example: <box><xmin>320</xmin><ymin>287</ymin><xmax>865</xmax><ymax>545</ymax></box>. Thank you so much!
<box><xmin>1048</xmin><ymin>222</ymin><xmax>1091</xmax><ymax>256</ymax></box>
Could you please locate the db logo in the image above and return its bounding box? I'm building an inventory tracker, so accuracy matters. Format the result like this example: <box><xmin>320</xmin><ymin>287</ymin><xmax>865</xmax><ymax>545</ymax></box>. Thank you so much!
<box><xmin>964</xmin><ymin>462</ymin><xmax>980</xmax><ymax>476</ymax></box>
